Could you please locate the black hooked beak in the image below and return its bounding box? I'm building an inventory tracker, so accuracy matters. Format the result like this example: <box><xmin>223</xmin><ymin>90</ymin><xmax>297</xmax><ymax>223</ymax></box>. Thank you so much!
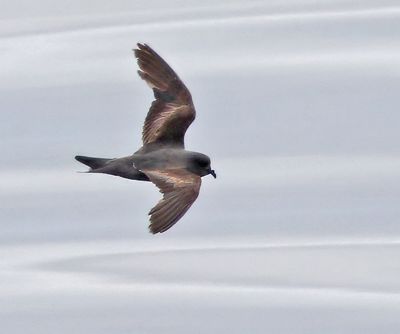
<box><xmin>210</xmin><ymin>169</ymin><xmax>217</xmax><ymax>179</ymax></box>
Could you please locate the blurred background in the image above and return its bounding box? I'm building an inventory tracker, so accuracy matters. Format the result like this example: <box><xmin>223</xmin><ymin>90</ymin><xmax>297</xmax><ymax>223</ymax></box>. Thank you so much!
<box><xmin>1</xmin><ymin>1</ymin><xmax>400</xmax><ymax>333</ymax></box>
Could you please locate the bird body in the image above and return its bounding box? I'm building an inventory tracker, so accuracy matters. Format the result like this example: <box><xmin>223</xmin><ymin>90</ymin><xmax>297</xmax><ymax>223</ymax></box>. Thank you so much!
<box><xmin>75</xmin><ymin>43</ymin><xmax>216</xmax><ymax>234</ymax></box>
<box><xmin>76</xmin><ymin>149</ymin><xmax>213</xmax><ymax>180</ymax></box>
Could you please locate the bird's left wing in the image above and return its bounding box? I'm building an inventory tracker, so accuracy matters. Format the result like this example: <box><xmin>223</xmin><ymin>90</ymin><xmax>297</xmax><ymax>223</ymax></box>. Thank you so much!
<box><xmin>134</xmin><ymin>43</ymin><xmax>195</xmax><ymax>149</ymax></box>
<box><xmin>142</xmin><ymin>169</ymin><xmax>201</xmax><ymax>234</ymax></box>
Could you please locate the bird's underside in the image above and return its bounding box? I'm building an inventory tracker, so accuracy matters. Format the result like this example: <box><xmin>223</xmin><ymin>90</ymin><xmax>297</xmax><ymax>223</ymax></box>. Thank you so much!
<box><xmin>75</xmin><ymin>43</ymin><xmax>214</xmax><ymax>234</ymax></box>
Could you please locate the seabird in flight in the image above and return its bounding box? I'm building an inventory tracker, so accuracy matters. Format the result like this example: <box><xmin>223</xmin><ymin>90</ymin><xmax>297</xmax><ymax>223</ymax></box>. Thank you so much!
<box><xmin>75</xmin><ymin>43</ymin><xmax>216</xmax><ymax>234</ymax></box>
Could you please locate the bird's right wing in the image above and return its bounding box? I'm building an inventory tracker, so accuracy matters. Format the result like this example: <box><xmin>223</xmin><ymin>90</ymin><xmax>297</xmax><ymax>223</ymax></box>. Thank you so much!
<box><xmin>134</xmin><ymin>43</ymin><xmax>196</xmax><ymax>148</ymax></box>
<box><xmin>142</xmin><ymin>169</ymin><xmax>201</xmax><ymax>234</ymax></box>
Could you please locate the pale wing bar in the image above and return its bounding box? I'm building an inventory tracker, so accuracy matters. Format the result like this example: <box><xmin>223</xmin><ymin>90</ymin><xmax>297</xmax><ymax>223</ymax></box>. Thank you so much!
<box><xmin>143</xmin><ymin>169</ymin><xmax>201</xmax><ymax>234</ymax></box>
<box><xmin>134</xmin><ymin>43</ymin><xmax>195</xmax><ymax>147</ymax></box>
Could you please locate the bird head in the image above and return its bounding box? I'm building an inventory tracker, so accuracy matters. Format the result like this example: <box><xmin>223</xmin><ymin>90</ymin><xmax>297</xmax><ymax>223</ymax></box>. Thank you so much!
<box><xmin>189</xmin><ymin>153</ymin><xmax>216</xmax><ymax>178</ymax></box>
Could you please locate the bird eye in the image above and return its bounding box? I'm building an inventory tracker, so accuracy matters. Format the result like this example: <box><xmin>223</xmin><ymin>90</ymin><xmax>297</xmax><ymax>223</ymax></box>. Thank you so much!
<box><xmin>199</xmin><ymin>160</ymin><xmax>209</xmax><ymax>167</ymax></box>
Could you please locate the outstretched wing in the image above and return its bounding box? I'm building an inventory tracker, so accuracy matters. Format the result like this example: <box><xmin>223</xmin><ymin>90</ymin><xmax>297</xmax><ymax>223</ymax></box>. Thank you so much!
<box><xmin>142</xmin><ymin>169</ymin><xmax>201</xmax><ymax>234</ymax></box>
<box><xmin>134</xmin><ymin>43</ymin><xmax>195</xmax><ymax>148</ymax></box>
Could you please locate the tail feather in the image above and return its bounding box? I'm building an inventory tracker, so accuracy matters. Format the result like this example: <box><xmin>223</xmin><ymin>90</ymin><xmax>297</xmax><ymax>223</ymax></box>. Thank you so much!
<box><xmin>75</xmin><ymin>155</ymin><xmax>113</xmax><ymax>170</ymax></box>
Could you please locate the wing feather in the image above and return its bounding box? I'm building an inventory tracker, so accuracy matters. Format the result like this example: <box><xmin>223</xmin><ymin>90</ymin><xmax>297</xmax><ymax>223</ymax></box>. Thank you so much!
<box><xmin>134</xmin><ymin>43</ymin><xmax>195</xmax><ymax>148</ymax></box>
<box><xmin>142</xmin><ymin>169</ymin><xmax>201</xmax><ymax>234</ymax></box>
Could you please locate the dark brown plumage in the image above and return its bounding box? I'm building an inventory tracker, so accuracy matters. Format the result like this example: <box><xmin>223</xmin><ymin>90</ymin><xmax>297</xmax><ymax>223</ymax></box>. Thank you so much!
<box><xmin>75</xmin><ymin>43</ymin><xmax>216</xmax><ymax>234</ymax></box>
<box><xmin>134</xmin><ymin>43</ymin><xmax>195</xmax><ymax>148</ymax></box>
<box><xmin>145</xmin><ymin>169</ymin><xmax>201</xmax><ymax>233</ymax></box>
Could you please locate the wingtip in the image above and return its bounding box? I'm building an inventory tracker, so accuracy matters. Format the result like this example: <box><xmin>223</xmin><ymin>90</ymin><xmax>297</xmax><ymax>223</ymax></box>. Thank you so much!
<box><xmin>133</xmin><ymin>43</ymin><xmax>143</xmax><ymax>54</ymax></box>
<box><xmin>148</xmin><ymin>224</ymin><xmax>159</xmax><ymax>234</ymax></box>
<box><xmin>133</xmin><ymin>43</ymin><xmax>153</xmax><ymax>60</ymax></box>
<box><xmin>136</xmin><ymin>42</ymin><xmax>148</xmax><ymax>51</ymax></box>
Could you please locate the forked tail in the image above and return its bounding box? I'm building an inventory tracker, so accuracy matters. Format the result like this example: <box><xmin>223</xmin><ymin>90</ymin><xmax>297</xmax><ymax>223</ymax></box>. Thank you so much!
<box><xmin>75</xmin><ymin>155</ymin><xmax>113</xmax><ymax>170</ymax></box>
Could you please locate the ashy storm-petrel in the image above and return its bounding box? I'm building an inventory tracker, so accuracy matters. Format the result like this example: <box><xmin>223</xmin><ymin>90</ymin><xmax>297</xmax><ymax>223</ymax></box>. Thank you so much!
<box><xmin>75</xmin><ymin>43</ymin><xmax>216</xmax><ymax>234</ymax></box>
